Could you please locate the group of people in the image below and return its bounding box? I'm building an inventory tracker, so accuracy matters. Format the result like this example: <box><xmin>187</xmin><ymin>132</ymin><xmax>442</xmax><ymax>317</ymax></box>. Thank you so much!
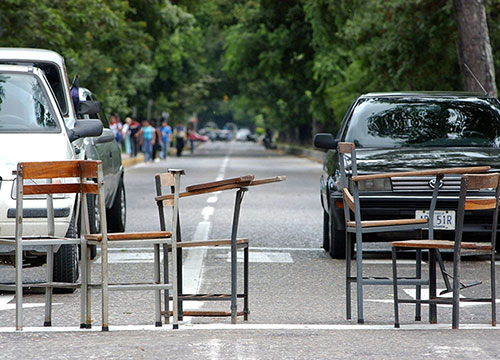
<box><xmin>109</xmin><ymin>115</ymin><xmax>191</xmax><ymax>162</ymax></box>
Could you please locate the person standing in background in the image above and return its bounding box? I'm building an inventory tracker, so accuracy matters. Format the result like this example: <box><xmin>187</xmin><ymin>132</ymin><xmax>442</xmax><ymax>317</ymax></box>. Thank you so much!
<box><xmin>110</xmin><ymin>115</ymin><xmax>123</xmax><ymax>145</ymax></box>
<box><xmin>159</xmin><ymin>119</ymin><xmax>172</xmax><ymax>159</ymax></box>
<box><xmin>129</xmin><ymin>117</ymin><xmax>141</xmax><ymax>157</ymax></box>
<box><xmin>151</xmin><ymin>120</ymin><xmax>162</xmax><ymax>163</ymax></box>
<box><xmin>136</xmin><ymin>119</ymin><xmax>155</xmax><ymax>162</ymax></box>
<box><xmin>174</xmin><ymin>122</ymin><xmax>186</xmax><ymax>157</ymax></box>
<box><xmin>122</xmin><ymin>117</ymin><xmax>132</xmax><ymax>155</ymax></box>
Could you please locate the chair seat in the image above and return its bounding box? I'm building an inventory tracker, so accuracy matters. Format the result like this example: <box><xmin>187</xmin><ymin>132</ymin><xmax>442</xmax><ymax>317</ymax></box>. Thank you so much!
<box><xmin>85</xmin><ymin>231</ymin><xmax>172</xmax><ymax>241</ymax></box>
<box><xmin>168</xmin><ymin>238</ymin><xmax>249</xmax><ymax>248</ymax></box>
<box><xmin>392</xmin><ymin>239</ymin><xmax>493</xmax><ymax>251</ymax></box>
<box><xmin>346</xmin><ymin>218</ymin><xmax>428</xmax><ymax>228</ymax></box>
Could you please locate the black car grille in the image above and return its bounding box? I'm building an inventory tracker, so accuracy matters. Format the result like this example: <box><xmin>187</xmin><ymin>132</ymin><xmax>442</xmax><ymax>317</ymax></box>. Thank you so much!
<box><xmin>391</xmin><ymin>175</ymin><xmax>462</xmax><ymax>192</ymax></box>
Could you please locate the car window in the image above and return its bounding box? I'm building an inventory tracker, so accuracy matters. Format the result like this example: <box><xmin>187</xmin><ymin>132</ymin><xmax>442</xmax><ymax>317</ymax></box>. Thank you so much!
<box><xmin>0</xmin><ymin>61</ymin><xmax>68</xmax><ymax>115</ymax></box>
<box><xmin>0</xmin><ymin>72</ymin><xmax>60</xmax><ymax>133</ymax></box>
<box><xmin>344</xmin><ymin>97</ymin><xmax>500</xmax><ymax>148</ymax></box>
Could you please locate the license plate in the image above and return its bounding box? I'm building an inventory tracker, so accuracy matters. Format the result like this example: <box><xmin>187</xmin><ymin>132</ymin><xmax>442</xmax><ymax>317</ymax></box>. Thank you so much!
<box><xmin>415</xmin><ymin>210</ymin><xmax>456</xmax><ymax>230</ymax></box>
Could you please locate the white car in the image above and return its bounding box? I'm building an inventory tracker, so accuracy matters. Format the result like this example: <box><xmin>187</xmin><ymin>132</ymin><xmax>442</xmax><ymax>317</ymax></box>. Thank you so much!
<box><xmin>0</xmin><ymin>64</ymin><xmax>102</xmax><ymax>283</ymax></box>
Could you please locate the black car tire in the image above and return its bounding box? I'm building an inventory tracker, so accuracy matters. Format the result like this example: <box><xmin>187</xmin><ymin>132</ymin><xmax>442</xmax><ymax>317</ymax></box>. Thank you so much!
<box><xmin>107</xmin><ymin>178</ymin><xmax>126</xmax><ymax>233</ymax></box>
<box><xmin>53</xmin><ymin>216</ymin><xmax>79</xmax><ymax>293</ymax></box>
<box><xmin>323</xmin><ymin>210</ymin><xmax>330</xmax><ymax>252</ymax></box>
<box><xmin>328</xmin><ymin>204</ymin><xmax>351</xmax><ymax>259</ymax></box>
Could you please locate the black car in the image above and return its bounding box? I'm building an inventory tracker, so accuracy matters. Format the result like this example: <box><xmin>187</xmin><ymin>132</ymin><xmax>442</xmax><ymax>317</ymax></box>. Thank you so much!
<box><xmin>314</xmin><ymin>92</ymin><xmax>500</xmax><ymax>258</ymax></box>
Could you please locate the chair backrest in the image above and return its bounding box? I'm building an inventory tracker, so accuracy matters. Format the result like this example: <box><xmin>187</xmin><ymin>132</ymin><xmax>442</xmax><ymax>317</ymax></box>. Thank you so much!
<box><xmin>155</xmin><ymin>170</ymin><xmax>185</xmax><ymax>234</ymax></box>
<box><xmin>455</xmin><ymin>173</ymin><xmax>500</xmax><ymax>251</ymax></box>
<box><xmin>337</xmin><ymin>142</ymin><xmax>358</xmax><ymax>225</ymax></box>
<box><xmin>15</xmin><ymin>160</ymin><xmax>103</xmax><ymax>237</ymax></box>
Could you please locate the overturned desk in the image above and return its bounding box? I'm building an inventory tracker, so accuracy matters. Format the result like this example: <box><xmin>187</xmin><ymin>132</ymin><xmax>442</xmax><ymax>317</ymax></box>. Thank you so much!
<box><xmin>155</xmin><ymin>172</ymin><xmax>286</xmax><ymax>324</ymax></box>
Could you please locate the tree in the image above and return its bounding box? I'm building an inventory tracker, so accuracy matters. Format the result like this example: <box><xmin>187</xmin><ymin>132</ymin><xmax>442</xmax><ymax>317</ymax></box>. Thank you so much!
<box><xmin>454</xmin><ymin>0</ymin><xmax>497</xmax><ymax>96</ymax></box>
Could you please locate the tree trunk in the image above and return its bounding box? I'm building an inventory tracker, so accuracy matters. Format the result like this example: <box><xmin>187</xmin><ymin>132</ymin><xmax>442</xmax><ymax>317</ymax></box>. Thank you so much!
<box><xmin>453</xmin><ymin>0</ymin><xmax>497</xmax><ymax>97</ymax></box>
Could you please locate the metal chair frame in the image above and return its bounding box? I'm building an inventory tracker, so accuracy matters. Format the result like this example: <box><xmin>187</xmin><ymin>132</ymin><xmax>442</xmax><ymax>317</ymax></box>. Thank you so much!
<box><xmin>392</xmin><ymin>173</ymin><xmax>499</xmax><ymax>329</ymax></box>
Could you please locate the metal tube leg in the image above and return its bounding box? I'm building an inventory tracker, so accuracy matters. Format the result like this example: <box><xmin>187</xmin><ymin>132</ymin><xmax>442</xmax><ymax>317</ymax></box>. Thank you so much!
<box><xmin>346</xmin><ymin>232</ymin><xmax>352</xmax><ymax>320</ymax></box>
<box><xmin>415</xmin><ymin>249</ymin><xmax>422</xmax><ymax>322</ymax></box>
<box><xmin>176</xmin><ymin>217</ymin><xmax>183</xmax><ymax>321</ymax></box>
<box><xmin>452</xmin><ymin>249</ymin><xmax>460</xmax><ymax>329</ymax></box>
<box><xmin>101</xmin><ymin>243</ymin><xmax>109</xmax><ymax>331</ymax></box>
<box><xmin>80</xmin><ymin>238</ymin><xmax>88</xmax><ymax>329</ymax></box>
<box><xmin>86</xmin><ymin>241</ymin><xmax>92</xmax><ymax>328</ymax></box>
<box><xmin>154</xmin><ymin>243</ymin><xmax>162</xmax><ymax>327</ymax></box>
<box><xmin>44</xmin><ymin>245</ymin><xmax>54</xmax><ymax>327</ymax></box>
<box><xmin>491</xmin><ymin>251</ymin><xmax>496</xmax><ymax>326</ymax></box>
<box><xmin>429</xmin><ymin>249</ymin><xmax>437</xmax><ymax>324</ymax></box>
<box><xmin>392</xmin><ymin>247</ymin><xmax>400</xmax><ymax>328</ymax></box>
<box><xmin>163</xmin><ymin>244</ymin><xmax>170</xmax><ymax>324</ymax></box>
<box><xmin>355</xmin><ymin>232</ymin><xmax>364</xmax><ymax>324</ymax></box>
<box><xmin>15</xmin><ymin>240</ymin><xmax>23</xmax><ymax>331</ymax></box>
<box><xmin>230</xmin><ymin>190</ymin><xmax>245</xmax><ymax>324</ymax></box>
<box><xmin>243</xmin><ymin>246</ymin><xmax>249</xmax><ymax>321</ymax></box>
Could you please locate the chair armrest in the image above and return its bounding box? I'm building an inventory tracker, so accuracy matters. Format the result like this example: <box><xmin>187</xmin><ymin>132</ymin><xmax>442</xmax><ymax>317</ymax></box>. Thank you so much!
<box><xmin>249</xmin><ymin>176</ymin><xmax>286</xmax><ymax>186</ymax></box>
<box><xmin>185</xmin><ymin>175</ymin><xmax>254</xmax><ymax>192</ymax></box>
<box><xmin>352</xmin><ymin>166</ymin><xmax>491</xmax><ymax>182</ymax></box>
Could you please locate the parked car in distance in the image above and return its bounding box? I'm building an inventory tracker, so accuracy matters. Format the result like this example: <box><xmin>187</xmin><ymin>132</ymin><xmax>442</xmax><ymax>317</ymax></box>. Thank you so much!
<box><xmin>0</xmin><ymin>64</ymin><xmax>102</xmax><ymax>283</ymax></box>
<box><xmin>314</xmin><ymin>92</ymin><xmax>500</xmax><ymax>258</ymax></box>
<box><xmin>236</xmin><ymin>128</ymin><xmax>251</xmax><ymax>141</ymax></box>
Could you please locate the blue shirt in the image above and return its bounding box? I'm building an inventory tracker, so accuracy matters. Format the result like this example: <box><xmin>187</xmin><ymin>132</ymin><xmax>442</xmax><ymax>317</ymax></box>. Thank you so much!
<box><xmin>159</xmin><ymin>125</ymin><xmax>172</xmax><ymax>143</ymax></box>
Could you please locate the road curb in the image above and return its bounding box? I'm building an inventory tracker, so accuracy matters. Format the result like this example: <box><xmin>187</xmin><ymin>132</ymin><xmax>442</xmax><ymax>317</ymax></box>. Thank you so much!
<box><xmin>122</xmin><ymin>154</ymin><xmax>144</xmax><ymax>168</ymax></box>
<box><xmin>275</xmin><ymin>143</ymin><xmax>325</xmax><ymax>163</ymax></box>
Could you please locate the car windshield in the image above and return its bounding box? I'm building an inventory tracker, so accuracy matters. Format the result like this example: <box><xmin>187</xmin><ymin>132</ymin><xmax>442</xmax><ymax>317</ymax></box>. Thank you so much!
<box><xmin>0</xmin><ymin>72</ymin><xmax>60</xmax><ymax>133</ymax></box>
<box><xmin>344</xmin><ymin>97</ymin><xmax>500</xmax><ymax>148</ymax></box>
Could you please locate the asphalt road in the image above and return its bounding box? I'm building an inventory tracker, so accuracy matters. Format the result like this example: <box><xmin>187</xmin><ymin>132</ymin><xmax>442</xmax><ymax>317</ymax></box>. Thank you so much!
<box><xmin>1</xmin><ymin>141</ymin><xmax>500</xmax><ymax>359</ymax></box>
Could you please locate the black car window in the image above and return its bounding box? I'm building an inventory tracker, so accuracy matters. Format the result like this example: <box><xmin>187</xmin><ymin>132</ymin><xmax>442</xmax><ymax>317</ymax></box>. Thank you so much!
<box><xmin>344</xmin><ymin>97</ymin><xmax>500</xmax><ymax>148</ymax></box>
<box><xmin>0</xmin><ymin>72</ymin><xmax>60</xmax><ymax>133</ymax></box>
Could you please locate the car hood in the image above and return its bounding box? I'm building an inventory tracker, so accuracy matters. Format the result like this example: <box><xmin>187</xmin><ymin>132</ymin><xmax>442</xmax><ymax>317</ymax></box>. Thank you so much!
<box><xmin>355</xmin><ymin>147</ymin><xmax>500</xmax><ymax>174</ymax></box>
<box><xmin>0</xmin><ymin>134</ymin><xmax>73</xmax><ymax>180</ymax></box>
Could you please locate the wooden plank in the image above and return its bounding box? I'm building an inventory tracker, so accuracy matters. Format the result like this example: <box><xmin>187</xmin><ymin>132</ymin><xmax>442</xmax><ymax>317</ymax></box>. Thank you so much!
<box><xmin>249</xmin><ymin>176</ymin><xmax>286</xmax><ymax>186</ymax></box>
<box><xmin>347</xmin><ymin>218</ymin><xmax>428</xmax><ymax>228</ymax></box>
<box><xmin>78</xmin><ymin>161</ymin><xmax>100</xmax><ymax>178</ymax></box>
<box><xmin>85</xmin><ymin>231</ymin><xmax>172</xmax><ymax>241</ymax></box>
<box><xmin>162</xmin><ymin>198</ymin><xmax>175</xmax><ymax>207</ymax></box>
<box><xmin>464</xmin><ymin>173</ymin><xmax>500</xmax><ymax>190</ymax></box>
<box><xmin>185</xmin><ymin>175</ymin><xmax>254</xmax><ymax>192</ymax></box>
<box><xmin>156</xmin><ymin>183</ymin><xmax>251</xmax><ymax>202</ymax></box>
<box><xmin>343</xmin><ymin>188</ymin><xmax>355</xmax><ymax>212</ymax></box>
<box><xmin>392</xmin><ymin>239</ymin><xmax>493</xmax><ymax>251</ymax></box>
<box><xmin>19</xmin><ymin>160</ymin><xmax>100</xmax><ymax>179</ymax></box>
<box><xmin>164</xmin><ymin>310</ymin><xmax>245</xmax><ymax>317</ymax></box>
<box><xmin>172</xmin><ymin>239</ymin><xmax>249</xmax><ymax>248</ymax></box>
<box><xmin>23</xmin><ymin>183</ymin><xmax>98</xmax><ymax>195</ymax></box>
<box><xmin>337</xmin><ymin>142</ymin><xmax>355</xmax><ymax>154</ymax></box>
<box><xmin>352</xmin><ymin>166</ymin><xmax>491</xmax><ymax>182</ymax></box>
<box><xmin>465</xmin><ymin>198</ymin><xmax>498</xmax><ymax>210</ymax></box>
<box><xmin>157</xmin><ymin>173</ymin><xmax>175</xmax><ymax>187</ymax></box>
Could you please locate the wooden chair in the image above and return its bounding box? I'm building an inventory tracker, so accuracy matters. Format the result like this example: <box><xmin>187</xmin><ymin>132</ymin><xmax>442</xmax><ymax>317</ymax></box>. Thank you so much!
<box><xmin>0</xmin><ymin>160</ymin><xmax>103</xmax><ymax>330</ymax></box>
<box><xmin>338</xmin><ymin>142</ymin><xmax>490</xmax><ymax>324</ymax></box>
<box><xmin>155</xmin><ymin>172</ymin><xmax>285</xmax><ymax>323</ymax></box>
<box><xmin>392</xmin><ymin>173</ymin><xmax>499</xmax><ymax>329</ymax></box>
<box><xmin>83</xmin><ymin>170</ymin><xmax>180</xmax><ymax>331</ymax></box>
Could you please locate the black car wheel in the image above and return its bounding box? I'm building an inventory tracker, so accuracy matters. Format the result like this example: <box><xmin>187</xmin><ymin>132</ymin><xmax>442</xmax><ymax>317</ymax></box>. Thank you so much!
<box><xmin>53</xmin><ymin>215</ymin><xmax>79</xmax><ymax>293</ymax></box>
<box><xmin>323</xmin><ymin>210</ymin><xmax>330</xmax><ymax>252</ymax></box>
<box><xmin>107</xmin><ymin>178</ymin><xmax>126</xmax><ymax>233</ymax></box>
<box><xmin>328</xmin><ymin>204</ymin><xmax>352</xmax><ymax>259</ymax></box>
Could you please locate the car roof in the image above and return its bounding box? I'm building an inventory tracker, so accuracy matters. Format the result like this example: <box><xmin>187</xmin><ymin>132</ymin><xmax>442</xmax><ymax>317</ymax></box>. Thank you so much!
<box><xmin>360</xmin><ymin>91</ymin><xmax>492</xmax><ymax>99</ymax></box>
<box><xmin>0</xmin><ymin>48</ymin><xmax>65</xmax><ymax>67</ymax></box>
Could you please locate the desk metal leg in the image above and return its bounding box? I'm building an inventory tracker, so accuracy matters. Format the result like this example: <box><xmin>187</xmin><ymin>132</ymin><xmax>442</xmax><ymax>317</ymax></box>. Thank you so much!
<box><xmin>230</xmin><ymin>189</ymin><xmax>246</xmax><ymax>324</ymax></box>
<box><xmin>346</xmin><ymin>232</ymin><xmax>352</xmax><ymax>320</ymax></box>
<box><xmin>355</xmin><ymin>231</ymin><xmax>364</xmax><ymax>324</ymax></box>
<box><xmin>176</xmin><ymin>217</ymin><xmax>183</xmax><ymax>321</ymax></box>
<box><xmin>429</xmin><ymin>249</ymin><xmax>437</xmax><ymax>324</ymax></box>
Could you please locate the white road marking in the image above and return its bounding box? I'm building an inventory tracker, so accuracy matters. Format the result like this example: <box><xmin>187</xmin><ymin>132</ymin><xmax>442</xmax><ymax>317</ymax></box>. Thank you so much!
<box><xmin>366</xmin><ymin>288</ymin><xmax>500</xmax><ymax>307</ymax></box>
<box><xmin>0</xmin><ymin>323</ymin><xmax>498</xmax><ymax>332</ymax></box>
<box><xmin>207</xmin><ymin>196</ymin><xmax>218</xmax><ymax>203</ymax></box>
<box><xmin>0</xmin><ymin>295</ymin><xmax>61</xmax><ymax>311</ymax></box>
<box><xmin>225</xmin><ymin>251</ymin><xmax>293</xmax><ymax>263</ymax></box>
<box><xmin>201</xmin><ymin>206</ymin><xmax>214</xmax><ymax>221</ymax></box>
